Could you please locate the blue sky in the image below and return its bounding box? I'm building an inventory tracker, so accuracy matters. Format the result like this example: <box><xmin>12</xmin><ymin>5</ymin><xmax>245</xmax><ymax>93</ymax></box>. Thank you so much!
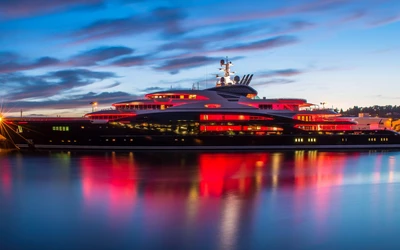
<box><xmin>0</xmin><ymin>0</ymin><xmax>399</xmax><ymax>116</ymax></box>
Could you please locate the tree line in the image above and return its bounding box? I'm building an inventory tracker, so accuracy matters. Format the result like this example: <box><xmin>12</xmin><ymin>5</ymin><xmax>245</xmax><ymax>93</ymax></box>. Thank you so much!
<box><xmin>339</xmin><ymin>105</ymin><xmax>400</xmax><ymax>118</ymax></box>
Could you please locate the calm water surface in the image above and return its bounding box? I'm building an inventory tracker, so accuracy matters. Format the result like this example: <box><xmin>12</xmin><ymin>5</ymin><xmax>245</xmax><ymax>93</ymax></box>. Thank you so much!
<box><xmin>1</xmin><ymin>149</ymin><xmax>400</xmax><ymax>250</ymax></box>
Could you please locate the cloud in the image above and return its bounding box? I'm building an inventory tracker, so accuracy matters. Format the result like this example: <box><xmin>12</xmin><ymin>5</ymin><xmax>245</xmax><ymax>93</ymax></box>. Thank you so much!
<box><xmin>0</xmin><ymin>69</ymin><xmax>117</xmax><ymax>101</ymax></box>
<box><xmin>257</xmin><ymin>69</ymin><xmax>303</xmax><ymax>78</ymax></box>
<box><xmin>154</xmin><ymin>56</ymin><xmax>219</xmax><ymax>74</ymax></box>
<box><xmin>102</xmin><ymin>81</ymin><xmax>121</xmax><ymax>89</ymax></box>
<box><xmin>0</xmin><ymin>46</ymin><xmax>136</xmax><ymax>73</ymax></box>
<box><xmin>292</xmin><ymin>0</ymin><xmax>352</xmax><ymax>13</ymax></box>
<box><xmin>0</xmin><ymin>0</ymin><xmax>105</xmax><ymax>19</ymax></box>
<box><xmin>158</xmin><ymin>25</ymin><xmax>261</xmax><ymax>52</ymax></box>
<box><xmin>68</xmin><ymin>46</ymin><xmax>134</xmax><ymax>66</ymax></box>
<box><xmin>140</xmin><ymin>87</ymin><xmax>167</xmax><ymax>92</ymax></box>
<box><xmin>333</xmin><ymin>10</ymin><xmax>367</xmax><ymax>24</ymax></box>
<box><xmin>159</xmin><ymin>39</ymin><xmax>208</xmax><ymax>51</ymax></box>
<box><xmin>4</xmin><ymin>91</ymin><xmax>140</xmax><ymax>112</ymax></box>
<box><xmin>109</xmin><ymin>55</ymin><xmax>146</xmax><ymax>67</ymax></box>
<box><xmin>369</xmin><ymin>14</ymin><xmax>400</xmax><ymax>27</ymax></box>
<box><xmin>251</xmin><ymin>79</ymin><xmax>295</xmax><ymax>86</ymax></box>
<box><xmin>197</xmin><ymin>0</ymin><xmax>352</xmax><ymax>28</ymax></box>
<box><xmin>138</xmin><ymin>85</ymin><xmax>188</xmax><ymax>93</ymax></box>
<box><xmin>80</xmin><ymin>91</ymin><xmax>138</xmax><ymax>104</ymax></box>
<box><xmin>268</xmin><ymin>21</ymin><xmax>315</xmax><ymax>35</ymax></box>
<box><xmin>218</xmin><ymin>35</ymin><xmax>299</xmax><ymax>53</ymax></box>
<box><xmin>150</xmin><ymin>55</ymin><xmax>244</xmax><ymax>75</ymax></box>
<box><xmin>0</xmin><ymin>52</ymin><xmax>20</xmax><ymax>61</ymax></box>
<box><xmin>0</xmin><ymin>52</ymin><xmax>60</xmax><ymax>73</ymax></box>
<box><xmin>156</xmin><ymin>20</ymin><xmax>309</xmax><ymax>57</ymax></box>
<box><xmin>71</xmin><ymin>7</ymin><xmax>186</xmax><ymax>44</ymax></box>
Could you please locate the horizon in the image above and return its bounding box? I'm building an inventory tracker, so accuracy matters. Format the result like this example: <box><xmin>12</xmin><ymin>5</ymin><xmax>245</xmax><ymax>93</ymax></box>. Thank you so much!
<box><xmin>0</xmin><ymin>0</ymin><xmax>399</xmax><ymax>117</ymax></box>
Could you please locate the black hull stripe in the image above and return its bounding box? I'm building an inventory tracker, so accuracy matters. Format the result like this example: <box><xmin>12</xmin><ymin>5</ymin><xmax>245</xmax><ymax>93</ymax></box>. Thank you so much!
<box><xmin>15</xmin><ymin>144</ymin><xmax>400</xmax><ymax>150</ymax></box>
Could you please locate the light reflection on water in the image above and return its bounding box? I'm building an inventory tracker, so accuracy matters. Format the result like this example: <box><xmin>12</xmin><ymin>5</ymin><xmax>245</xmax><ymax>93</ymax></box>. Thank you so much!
<box><xmin>0</xmin><ymin>150</ymin><xmax>400</xmax><ymax>250</ymax></box>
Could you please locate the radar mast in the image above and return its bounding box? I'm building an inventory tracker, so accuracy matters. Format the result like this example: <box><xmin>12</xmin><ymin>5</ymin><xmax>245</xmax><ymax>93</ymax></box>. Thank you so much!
<box><xmin>216</xmin><ymin>57</ymin><xmax>236</xmax><ymax>87</ymax></box>
<box><xmin>215</xmin><ymin>58</ymin><xmax>254</xmax><ymax>87</ymax></box>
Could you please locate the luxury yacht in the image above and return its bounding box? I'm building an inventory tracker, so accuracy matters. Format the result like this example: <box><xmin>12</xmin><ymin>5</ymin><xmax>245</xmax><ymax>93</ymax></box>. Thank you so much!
<box><xmin>1</xmin><ymin>59</ymin><xmax>399</xmax><ymax>150</ymax></box>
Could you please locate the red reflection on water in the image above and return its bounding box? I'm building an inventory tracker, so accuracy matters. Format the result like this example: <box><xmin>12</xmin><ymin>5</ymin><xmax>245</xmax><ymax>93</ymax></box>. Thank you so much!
<box><xmin>199</xmin><ymin>153</ymin><xmax>267</xmax><ymax>197</ymax></box>
<box><xmin>294</xmin><ymin>151</ymin><xmax>347</xmax><ymax>189</ymax></box>
<box><xmin>0</xmin><ymin>158</ymin><xmax>12</xmax><ymax>196</ymax></box>
<box><xmin>373</xmin><ymin>154</ymin><xmax>383</xmax><ymax>183</ymax></box>
<box><xmin>293</xmin><ymin>151</ymin><xmax>349</xmax><ymax>238</ymax></box>
<box><xmin>80</xmin><ymin>153</ymin><xmax>137</xmax><ymax>220</ymax></box>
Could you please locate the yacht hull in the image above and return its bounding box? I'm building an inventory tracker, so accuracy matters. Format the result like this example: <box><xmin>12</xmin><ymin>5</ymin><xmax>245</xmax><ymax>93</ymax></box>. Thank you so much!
<box><xmin>6</xmin><ymin>132</ymin><xmax>400</xmax><ymax>150</ymax></box>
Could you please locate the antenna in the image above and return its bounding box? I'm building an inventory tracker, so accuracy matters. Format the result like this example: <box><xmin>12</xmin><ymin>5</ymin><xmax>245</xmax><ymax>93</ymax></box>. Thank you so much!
<box><xmin>241</xmin><ymin>74</ymin><xmax>249</xmax><ymax>85</ymax></box>
<box><xmin>245</xmin><ymin>74</ymin><xmax>253</xmax><ymax>85</ymax></box>
<box><xmin>238</xmin><ymin>75</ymin><xmax>243</xmax><ymax>84</ymax></box>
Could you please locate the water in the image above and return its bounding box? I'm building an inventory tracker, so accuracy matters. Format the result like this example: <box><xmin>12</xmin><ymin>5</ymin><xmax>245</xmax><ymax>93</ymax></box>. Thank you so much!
<box><xmin>0</xmin><ymin>149</ymin><xmax>399</xmax><ymax>250</ymax></box>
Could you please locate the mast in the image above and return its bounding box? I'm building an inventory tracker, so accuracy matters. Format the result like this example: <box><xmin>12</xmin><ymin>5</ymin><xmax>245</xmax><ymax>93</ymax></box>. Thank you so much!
<box><xmin>216</xmin><ymin>58</ymin><xmax>236</xmax><ymax>87</ymax></box>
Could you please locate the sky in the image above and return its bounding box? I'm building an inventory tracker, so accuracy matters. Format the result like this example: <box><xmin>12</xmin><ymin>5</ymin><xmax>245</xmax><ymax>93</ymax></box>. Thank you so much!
<box><xmin>0</xmin><ymin>0</ymin><xmax>399</xmax><ymax>117</ymax></box>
